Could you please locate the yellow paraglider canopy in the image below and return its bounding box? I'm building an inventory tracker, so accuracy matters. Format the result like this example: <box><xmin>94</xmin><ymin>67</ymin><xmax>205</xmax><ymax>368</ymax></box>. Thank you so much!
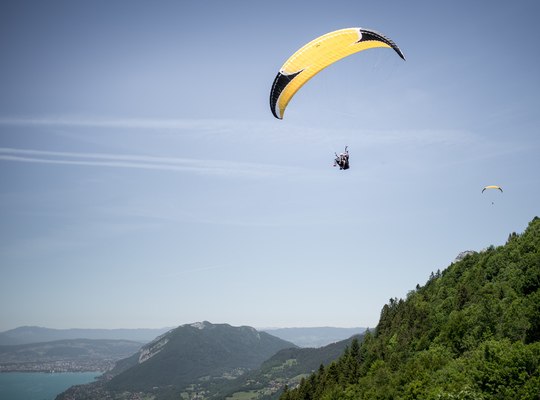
<box><xmin>482</xmin><ymin>185</ymin><xmax>503</xmax><ymax>193</ymax></box>
<box><xmin>270</xmin><ymin>27</ymin><xmax>405</xmax><ymax>119</ymax></box>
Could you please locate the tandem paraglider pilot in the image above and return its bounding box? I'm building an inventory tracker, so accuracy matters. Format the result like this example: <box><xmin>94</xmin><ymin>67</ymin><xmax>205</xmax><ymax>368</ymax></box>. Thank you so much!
<box><xmin>334</xmin><ymin>146</ymin><xmax>350</xmax><ymax>170</ymax></box>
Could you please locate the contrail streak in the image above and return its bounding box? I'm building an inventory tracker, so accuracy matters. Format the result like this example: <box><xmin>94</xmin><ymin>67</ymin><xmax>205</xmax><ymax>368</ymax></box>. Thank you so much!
<box><xmin>0</xmin><ymin>116</ymin><xmax>229</xmax><ymax>130</ymax></box>
<box><xmin>0</xmin><ymin>147</ymin><xmax>300</xmax><ymax>178</ymax></box>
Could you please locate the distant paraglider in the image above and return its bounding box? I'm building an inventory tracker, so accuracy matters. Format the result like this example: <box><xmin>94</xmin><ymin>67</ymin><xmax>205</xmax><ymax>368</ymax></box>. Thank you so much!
<box><xmin>269</xmin><ymin>27</ymin><xmax>405</xmax><ymax>119</ymax></box>
<box><xmin>482</xmin><ymin>185</ymin><xmax>503</xmax><ymax>205</ymax></box>
<box><xmin>482</xmin><ymin>185</ymin><xmax>503</xmax><ymax>193</ymax></box>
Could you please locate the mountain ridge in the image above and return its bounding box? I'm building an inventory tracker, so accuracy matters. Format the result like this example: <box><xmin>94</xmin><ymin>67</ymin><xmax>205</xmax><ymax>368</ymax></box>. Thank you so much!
<box><xmin>57</xmin><ymin>321</ymin><xmax>297</xmax><ymax>399</ymax></box>
<box><xmin>57</xmin><ymin>326</ymin><xmax>361</xmax><ymax>400</ymax></box>
<box><xmin>0</xmin><ymin>326</ymin><xmax>172</xmax><ymax>345</ymax></box>
<box><xmin>1</xmin><ymin>325</ymin><xmax>366</xmax><ymax>348</ymax></box>
<box><xmin>107</xmin><ymin>321</ymin><xmax>296</xmax><ymax>391</ymax></box>
<box><xmin>263</xmin><ymin>327</ymin><xmax>366</xmax><ymax>348</ymax></box>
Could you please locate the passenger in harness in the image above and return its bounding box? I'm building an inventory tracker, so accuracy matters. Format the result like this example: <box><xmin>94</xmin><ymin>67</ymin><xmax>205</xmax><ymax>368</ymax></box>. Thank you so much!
<box><xmin>333</xmin><ymin>146</ymin><xmax>349</xmax><ymax>170</ymax></box>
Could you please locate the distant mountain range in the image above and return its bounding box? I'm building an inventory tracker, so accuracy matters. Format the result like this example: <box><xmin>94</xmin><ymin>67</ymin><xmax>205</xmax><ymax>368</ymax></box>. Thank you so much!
<box><xmin>106</xmin><ymin>321</ymin><xmax>295</xmax><ymax>392</ymax></box>
<box><xmin>57</xmin><ymin>321</ymin><xmax>298</xmax><ymax>399</ymax></box>
<box><xmin>56</xmin><ymin>321</ymin><xmax>361</xmax><ymax>399</ymax></box>
<box><xmin>0</xmin><ymin>339</ymin><xmax>142</xmax><ymax>372</ymax></box>
<box><xmin>0</xmin><ymin>326</ymin><xmax>171</xmax><ymax>345</ymax></box>
<box><xmin>0</xmin><ymin>325</ymin><xmax>365</xmax><ymax>348</ymax></box>
<box><xmin>263</xmin><ymin>327</ymin><xmax>366</xmax><ymax>348</ymax></box>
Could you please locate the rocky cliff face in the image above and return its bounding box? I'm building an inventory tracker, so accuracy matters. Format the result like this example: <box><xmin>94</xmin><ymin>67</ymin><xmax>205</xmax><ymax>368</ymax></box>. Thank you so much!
<box><xmin>454</xmin><ymin>250</ymin><xmax>477</xmax><ymax>262</ymax></box>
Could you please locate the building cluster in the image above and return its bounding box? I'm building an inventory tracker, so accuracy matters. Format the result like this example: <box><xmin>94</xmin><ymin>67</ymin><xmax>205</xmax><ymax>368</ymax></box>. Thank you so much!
<box><xmin>0</xmin><ymin>359</ymin><xmax>112</xmax><ymax>373</ymax></box>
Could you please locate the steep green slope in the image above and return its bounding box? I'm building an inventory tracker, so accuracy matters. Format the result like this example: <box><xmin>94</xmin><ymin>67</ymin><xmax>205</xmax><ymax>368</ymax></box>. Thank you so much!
<box><xmin>215</xmin><ymin>335</ymin><xmax>362</xmax><ymax>399</ymax></box>
<box><xmin>282</xmin><ymin>217</ymin><xmax>540</xmax><ymax>400</ymax></box>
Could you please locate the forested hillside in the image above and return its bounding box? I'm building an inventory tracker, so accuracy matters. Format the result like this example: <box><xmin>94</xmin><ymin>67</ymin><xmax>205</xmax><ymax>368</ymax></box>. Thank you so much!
<box><xmin>281</xmin><ymin>217</ymin><xmax>540</xmax><ymax>400</ymax></box>
<box><xmin>215</xmin><ymin>335</ymin><xmax>362</xmax><ymax>399</ymax></box>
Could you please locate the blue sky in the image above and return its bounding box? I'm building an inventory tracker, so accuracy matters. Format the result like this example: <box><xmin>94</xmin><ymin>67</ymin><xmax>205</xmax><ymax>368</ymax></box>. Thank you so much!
<box><xmin>1</xmin><ymin>0</ymin><xmax>539</xmax><ymax>331</ymax></box>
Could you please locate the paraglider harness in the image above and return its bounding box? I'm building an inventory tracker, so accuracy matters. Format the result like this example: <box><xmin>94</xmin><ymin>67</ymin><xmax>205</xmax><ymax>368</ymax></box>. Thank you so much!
<box><xmin>334</xmin><ymin>146</ymin><xmax>349</xmax><ymax>170</ymax></box>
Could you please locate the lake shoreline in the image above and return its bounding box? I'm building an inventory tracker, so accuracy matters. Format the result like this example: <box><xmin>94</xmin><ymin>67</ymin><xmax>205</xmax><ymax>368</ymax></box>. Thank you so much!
<box><xmin>0</xmin><ymin>371</ymin><xmax>102</xmax><ymax>400</ymax></box>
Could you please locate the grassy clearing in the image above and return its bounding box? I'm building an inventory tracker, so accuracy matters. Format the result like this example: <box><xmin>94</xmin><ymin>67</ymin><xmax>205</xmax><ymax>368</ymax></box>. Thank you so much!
<box><xmin>225</xmin><ymin>390</ymin><xmax>260</xmax><ymax>400</ymax></box>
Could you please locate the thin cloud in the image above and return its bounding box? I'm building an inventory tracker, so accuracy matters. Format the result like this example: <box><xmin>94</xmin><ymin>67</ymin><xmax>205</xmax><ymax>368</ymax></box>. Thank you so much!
<box><xmin>0</xmin><ymin>147</ymin><xmax>304</xmax><ymax>178</ymax></box>
<box><xmin>0</xmin><ymin>115</ymin><xmax>478</xmax><ymax>149</ymax></box>
<box><xmin>0</xmin><ymin>116</ymin><xmax>227</xmax><ymax>130</ymax></box>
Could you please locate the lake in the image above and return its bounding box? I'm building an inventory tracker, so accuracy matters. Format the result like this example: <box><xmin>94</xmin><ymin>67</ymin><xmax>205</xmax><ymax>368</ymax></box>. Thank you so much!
<box><xmin>0</xmin><ymin>371</ymin><xmax>101</xmax><ymax>400</ymax></box>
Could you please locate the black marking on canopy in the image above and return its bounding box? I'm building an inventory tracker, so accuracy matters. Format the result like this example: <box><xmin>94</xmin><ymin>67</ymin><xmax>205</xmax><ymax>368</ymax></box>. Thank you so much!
<box><xmin>269</xmin><ymin>70</ymin><xmax>303</xmax><ymax>119</ymax></box>
<box><xmin>359</xmin><ymin>28</ymin><xmax>406</xmax><ymax>60</ymax></box>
